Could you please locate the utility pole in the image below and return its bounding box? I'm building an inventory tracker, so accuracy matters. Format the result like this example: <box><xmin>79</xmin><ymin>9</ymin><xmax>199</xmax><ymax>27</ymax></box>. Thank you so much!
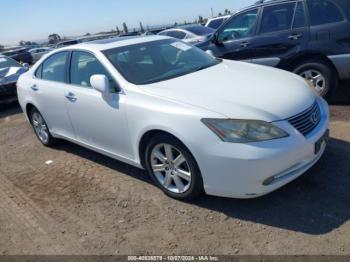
<box><xmin>211</xmin><ymin>8</ymin><xmax>214</xmax><ymax>18</ymax></box>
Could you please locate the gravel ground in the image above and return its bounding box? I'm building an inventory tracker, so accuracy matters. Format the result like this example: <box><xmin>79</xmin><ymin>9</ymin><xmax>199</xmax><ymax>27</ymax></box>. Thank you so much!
<box><xmin>0</xmin><ymin>86</ymin><xmax>349</xmax><ymax>255</ymax></box>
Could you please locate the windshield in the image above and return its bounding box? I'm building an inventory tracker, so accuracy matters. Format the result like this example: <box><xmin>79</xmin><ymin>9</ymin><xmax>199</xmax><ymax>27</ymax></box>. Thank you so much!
<box><xmin>103</xmin><ymin>39</ymin><xmax>221</xmax><ymax>85</ymax></box>
<box><xmin>0</xmin><ymin>57</ymin><xmax>21</xmax><ymax>68</ymax></box>
<box><xmin>185</xmin><ymin>26</ymin><xmax>215</xmax><ymax>36</ymax></box>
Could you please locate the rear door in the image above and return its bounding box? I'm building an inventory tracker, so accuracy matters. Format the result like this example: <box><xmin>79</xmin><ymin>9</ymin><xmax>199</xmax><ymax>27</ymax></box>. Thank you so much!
<box><xmin>249</xmin><ymin>1</ymin><xmax>310</xmax><ymax>67</ymax></box>
<box><xmin>205</xmin><ymin>8</ymin><xmax>260</xmax><ymax>61</ymax></box>
<box><xmin>30</xmin><ymin>51</ymin><xmax>75</xmax><ymax>138</ymax></box>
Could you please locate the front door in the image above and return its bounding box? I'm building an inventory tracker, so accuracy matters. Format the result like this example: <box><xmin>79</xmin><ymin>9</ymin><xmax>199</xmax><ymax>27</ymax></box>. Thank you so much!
<box><xmin>64</xmin><ymin>51</ymin><xmax>132</xmax><ymax>158</ymax></box>
<box><xmin>206</xmin><ymin>8</ymin><xmax>260</xmax><ymax>61</ymax></box>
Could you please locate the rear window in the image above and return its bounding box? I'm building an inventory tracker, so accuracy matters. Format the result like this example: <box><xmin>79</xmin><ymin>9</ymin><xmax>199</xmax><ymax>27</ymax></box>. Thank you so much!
<box><xmin>167</xmin><ymin>31</ymin><xmax>187</xmax><ymax>40</ymax></box>
<box><xmin>307</xmin><ymin>0</ymin><xmax>345</xmax><ymax>25</ymax></box>
<box><xmin>260</xmin><ymin>2</ymin><xmax>295</xmax><ymax>34</ymax></box>
<box><xmin>293</xmin><ymin>2</ymin><xmax>307</xmax><ymax>28</ymax></box>
<box><xmin>41</xmin><ymin>52</ymin><xmax>68</xmax><ymax>83</ymax></box>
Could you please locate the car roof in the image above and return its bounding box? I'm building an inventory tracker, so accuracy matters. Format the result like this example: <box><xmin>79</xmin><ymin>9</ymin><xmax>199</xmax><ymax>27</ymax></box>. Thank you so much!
<box><xmin>249</xmin><ymin>0</ymin><xmax>297</xmax><ymax>9</ymax></box>
<box><xmin>207</xmin><ymin>15</ymin><xmax>231</xmax><ymax>21</ymax></box>
<box><xmin>61</xmin><ymin>35</ymin><xmax>171</xmax><ymax>51</ymax></box>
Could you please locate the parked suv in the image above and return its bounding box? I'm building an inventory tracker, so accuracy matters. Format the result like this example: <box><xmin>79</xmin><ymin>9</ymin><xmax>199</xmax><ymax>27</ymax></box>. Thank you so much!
<box><xmin>198</xmin><ymin>0</ymin><xmax>350</xmax><ymax>98</ymax></box>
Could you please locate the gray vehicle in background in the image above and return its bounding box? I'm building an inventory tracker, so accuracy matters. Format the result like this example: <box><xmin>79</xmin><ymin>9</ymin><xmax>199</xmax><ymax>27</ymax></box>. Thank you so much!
<box><xmin>158</xmin><ymin>25</ymin><xmax>215</xmax><ymax>45</ymax></box>
<box><xmin>29</xmin><ymin>47</ymin><xmax>53</xmax><ymax>63</ymax></box>
<box><xmin>0</xmin><ymin>55</ymin><xmax>28</xmax><ymax>106</ymax></box>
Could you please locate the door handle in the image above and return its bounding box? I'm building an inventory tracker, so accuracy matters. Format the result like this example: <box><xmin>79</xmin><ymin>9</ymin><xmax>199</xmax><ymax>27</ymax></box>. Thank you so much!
<box><xmin>30</xmin><ymin>84</ymin><xmax>39</xmax><ymax>91</ymax></box>
<box><xmin>288</xmin><ymin>33</ymin><xmax>303</xmax><ymax>40</ymax></box>
<box><xmin>65</xmin><ymin>92</ymin><xmax>77</xmax><ymax>102</ymax></box>
<box><xmin>240</xmin><ymin>41</ymin><xmax>250</xmax><ymax>48</ymax></box>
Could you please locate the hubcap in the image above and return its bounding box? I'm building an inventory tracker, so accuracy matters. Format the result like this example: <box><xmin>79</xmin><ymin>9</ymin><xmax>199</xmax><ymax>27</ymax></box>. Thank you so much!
<box><xmin>32</xmin><ymin>112</ymin><xmax>49</xmax><ymax>143</ymax></box>
<box><xmin>150</xmin><ymin>144</ymin><xmax>191</xmax><ymax>194</ymax></box>
<box><xmin>299</xmin><ymin>69</ymin><xmax>326</xmax><ymax>94</ymax></box>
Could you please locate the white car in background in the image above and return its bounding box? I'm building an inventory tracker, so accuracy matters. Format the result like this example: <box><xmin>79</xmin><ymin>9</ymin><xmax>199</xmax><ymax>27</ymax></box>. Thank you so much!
<box><xmin>205</xmin><ymin>15</ymin><xmax>231</xmax><ymax>29</ymax></box>
<box><xmin>17</xmin><ymin>36</ymin><xmax>329</xmax><ymax>200</ymax></box>
<box><xmin>158</xmin><ymin>25</ymin><xmax>215</xmax><ymax>45</ymax></box>
<box><xmin>29</xmin><ymin>47</ymin><xmax>53</xmax><ymax>63</ymax></box>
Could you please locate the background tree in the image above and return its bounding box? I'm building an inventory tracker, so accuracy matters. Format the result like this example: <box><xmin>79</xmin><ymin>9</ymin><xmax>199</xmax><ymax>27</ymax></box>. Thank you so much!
<box><xmin>84</xmin><ymin>33</ymin><xmax>91</xmax><ymax>36</ymax></box>
<box><xmin>218</xmin><ymin>12</ymin><xmax>223</xmax><ymax>17</ymax></box>
<box><xmin>139</xmin><ymin>21</ymin><xmax>145</xmax><ymax>33</ymax></box>
<box><xmin>19</xmin><ymin>41</ymin><xmax>39</xmax><ymax>47</ymax></box>
<box><xmin>116</xmin><ymin>26</ymin><xmax>120</xmax><ymax>35</ymax></box>
<box><xmin>224</xmin><ymin>9</ymin><xmax>231</xmax><ymax>15</ymax></box>
<box><xmin>48</xmin><ymin>34</ymin><xmax>61</xmax><ymax>44</ymax></box>
<box><xmin>122</xmin><ymin>22</ymin><xmax>128</xmax><ymax>33</ymax></box>
<box><xmin>198</xmin><ymin>16</ymin><xmax>204</xmax><ymax>24</ymax></box>
<box><xmin>0</xmin><ymin>44</ymin><xmax>4</xmax><ymax>52</ymax></box>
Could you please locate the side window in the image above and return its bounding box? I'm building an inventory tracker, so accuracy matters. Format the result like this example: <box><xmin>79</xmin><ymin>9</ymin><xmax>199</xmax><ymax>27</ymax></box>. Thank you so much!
<box><xmin>260</xmin><ymin>3</ymin><xmax>296</xmax><ymax>34</ymax></box>
<box><xmin>293</xmin><ymin>2</ymin><xmax>307</xmax><ymax>28</ymax></box>
<box><xmin>167</xmin><ymin>31</ymin><xmax>186</xmax><ymax>40</ymax></box>
<box><xmin>158</xmin><ymin>31</ymin><xmax>168</xmax><ymax>36</ymax></box>
<box><xmin>35</xmin><ymin>65</ymin><xmax>43</xmax><ymax>79</ymax></box>
<box><xmin>42</xmin><ymin>52</ymin><xmax>68</xmax><ymax>83</ymax></box>
<box><xmin>70</xmin><ymin>51</ymin><xmax>118</xmax><ymax>92</ymax></box>
<box><xmin>218</xmin><ymin>9</ymin><xmax>258</xmax><ymax>42</ymax></box>
<box><xmin>307</xmin><ymin>0</ymin><xmax>345</xmax><ymax>26</ymax></box>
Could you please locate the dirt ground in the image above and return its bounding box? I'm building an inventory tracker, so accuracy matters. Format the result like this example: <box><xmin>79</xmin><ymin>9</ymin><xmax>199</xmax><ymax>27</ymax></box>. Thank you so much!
<box><xmin>0</xmin><ymin>86</ymin><xmax>349</xmax><ymax>255</ymax></box>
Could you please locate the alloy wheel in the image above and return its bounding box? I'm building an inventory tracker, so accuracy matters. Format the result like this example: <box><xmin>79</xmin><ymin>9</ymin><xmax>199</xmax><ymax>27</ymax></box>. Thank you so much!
<box><xmin>150</xmin><ymin>143</ymin><xmax>192</xmax><ymax>194</ymax></box>
<box><xmin>32</xmin><ymin>112</ymin><xmax>49</xmax><ymax>144</ymax></box>
<box><xmin>299</xmin><ymin>69</ymin><xmax>326</xmax><ymax>94</ymax></box>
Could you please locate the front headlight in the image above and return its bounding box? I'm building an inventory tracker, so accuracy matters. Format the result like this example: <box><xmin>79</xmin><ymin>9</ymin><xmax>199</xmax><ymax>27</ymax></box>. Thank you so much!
<box><xmin>201</xmin><ymin>119</ymin><xmax>289</xmax><ymax>143</ymax></box>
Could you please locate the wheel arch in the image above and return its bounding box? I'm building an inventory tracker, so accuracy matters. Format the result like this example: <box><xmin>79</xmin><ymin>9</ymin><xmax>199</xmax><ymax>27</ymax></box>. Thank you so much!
<box><xmin>284</xmin><ymin>52</ymin><xmax>339</xmax><ymax>78</ymax></box>
<box><xmin>138</xmin><ymin>129</ymin><xmax>191</xmax><ymax>169</ymax></box>
<box><xmin>25</xmin><ymin>103</ymin><xmax>38</xmax><ymax>120</ymax></box>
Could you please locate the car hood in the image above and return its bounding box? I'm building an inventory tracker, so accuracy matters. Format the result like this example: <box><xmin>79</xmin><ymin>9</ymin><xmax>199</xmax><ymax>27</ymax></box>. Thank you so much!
<box><xmin>140</xmin><ymin>60</ymin><xmax>316</xmax><ymax>122</ymax></box>
<box><xmin>0</xmin><ymin>66</ymin><xmax>25</xmax><ymax>85</ymax></box>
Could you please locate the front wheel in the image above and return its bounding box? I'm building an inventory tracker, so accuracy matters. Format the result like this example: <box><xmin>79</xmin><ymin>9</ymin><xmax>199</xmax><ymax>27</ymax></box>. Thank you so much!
<box><xmin>293</xmin><ymin>60</ymin><xmax>338</xmax><ymax>99</ymax></box>
<box><xmin>145</xmin><ymin>134</ymin><xmax>204</xmax><ymax>200</ymax></box>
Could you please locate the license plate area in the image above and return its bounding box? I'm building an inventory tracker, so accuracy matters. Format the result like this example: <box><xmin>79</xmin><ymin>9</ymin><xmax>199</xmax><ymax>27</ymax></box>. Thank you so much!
<box><xmin>315</xmin><ymin>129</ymin><xmax>329</xmax><ymax>155</ymax></box>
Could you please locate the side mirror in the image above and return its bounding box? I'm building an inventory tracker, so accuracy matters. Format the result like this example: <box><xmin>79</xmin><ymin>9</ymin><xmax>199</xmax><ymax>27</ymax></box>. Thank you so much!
<box><xmin>211</xmin><ymin>33</ymin><xmax>222</xmax><ymax>45</ymax></box>
<box><xmin>90</xmin><ymin>74</ymin><xmax>110</xmax><ymax>95</ymax></box>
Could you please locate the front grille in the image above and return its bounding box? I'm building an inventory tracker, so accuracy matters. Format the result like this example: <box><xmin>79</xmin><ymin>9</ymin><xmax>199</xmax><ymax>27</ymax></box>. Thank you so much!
<box><xmin>287</xmin><ymin>101</ymin><xmax>321</xmax><ymax>136</ymax></box>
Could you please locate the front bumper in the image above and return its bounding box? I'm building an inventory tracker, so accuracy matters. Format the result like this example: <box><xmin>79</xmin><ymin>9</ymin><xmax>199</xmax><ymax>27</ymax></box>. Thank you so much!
<box><xmin>196</xmin><ymin>97</ymin><xmax>330</xmax><ymax>199</ymax></box>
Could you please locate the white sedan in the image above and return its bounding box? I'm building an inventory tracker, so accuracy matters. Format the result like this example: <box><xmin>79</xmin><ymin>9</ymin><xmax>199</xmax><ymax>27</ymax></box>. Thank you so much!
<box><xmin>17</xmin><ymin>36</ymin><xmax>329</xmax><ymax>200</ymax></box>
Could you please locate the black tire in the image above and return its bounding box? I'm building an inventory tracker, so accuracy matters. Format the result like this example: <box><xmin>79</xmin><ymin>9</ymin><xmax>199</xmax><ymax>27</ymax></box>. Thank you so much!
<box><xmin>145</xmin><ymin>134</ymin><xmax>204</xmax><ymax>201</ymax></box>
<box><xmin>29</xmin><ymin>108</ymin><xmax>57</xmax><ymax>147</ymax></box>
<box><xmin>293</xmin><ymin>60</ymin><xmax>338</xmax><ymax>99</ymax></box>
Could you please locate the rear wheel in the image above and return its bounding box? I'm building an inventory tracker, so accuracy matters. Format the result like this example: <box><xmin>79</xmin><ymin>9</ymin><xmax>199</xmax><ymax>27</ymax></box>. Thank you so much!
<box><xmin>145</xmin><ymin>134</ymin><xmax>204</xmax><ymax>200</ymax></box>
<box><xmin>29</xmin><ymin>108</ymin><xmax>57</xmax><ymax>146</ymax></box>
<box><xmin>293</xmin><ymin>60</ymin><xmax>338</xmax><ymax>99</ymax></box>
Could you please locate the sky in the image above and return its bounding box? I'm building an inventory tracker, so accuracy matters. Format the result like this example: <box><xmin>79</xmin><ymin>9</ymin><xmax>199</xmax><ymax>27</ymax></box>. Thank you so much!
<box><xmin>0</xmin><ymin>0</ymin><xmax>256</xmax><ymax>45</ymax></box>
